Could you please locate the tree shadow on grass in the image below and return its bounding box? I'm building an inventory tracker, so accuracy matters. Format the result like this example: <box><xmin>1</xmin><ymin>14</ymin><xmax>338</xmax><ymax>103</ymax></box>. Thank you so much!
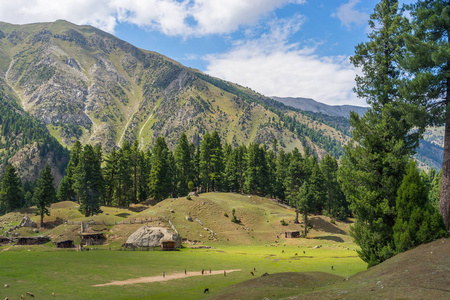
<box><xmin>115</xmin><ymin>213</ymin><xmax>131</xmax><ymax>218</ymax></box>
<box><xmin>313</xmin><ymin>236</ymin><xmax>344</xmax><ymax>242</ymax></box>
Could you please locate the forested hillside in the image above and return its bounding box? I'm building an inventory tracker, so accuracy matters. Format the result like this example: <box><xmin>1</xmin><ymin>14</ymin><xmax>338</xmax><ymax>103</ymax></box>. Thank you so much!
<box><xmin>0</xmin><ymin>83</ymin><xmax>69</xmax><ymax>183</ymax></box>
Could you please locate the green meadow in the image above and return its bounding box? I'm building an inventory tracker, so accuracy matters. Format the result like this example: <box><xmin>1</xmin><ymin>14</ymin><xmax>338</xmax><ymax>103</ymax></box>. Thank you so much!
<box><xmin>0</xmin><ymin>244</ymin><xmax>365</xmax><ymax>299</ymax></box>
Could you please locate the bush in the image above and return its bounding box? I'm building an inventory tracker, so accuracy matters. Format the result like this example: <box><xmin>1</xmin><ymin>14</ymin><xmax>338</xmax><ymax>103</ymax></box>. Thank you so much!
<box><xmin>330</xmin><ymin>218</ymin><xmax>336</xmax><ymax>225</ymax></box>
<box><xmin>231</xmin><ymin>208</ymin><xmax>240</xmax><ymax>224</ymax></box>
<box><xmin>186</xmin><ymin>195</ymin><xmax>192</xmax><ymax>200</ymax></box>
<box><xmin>224</xmin><ymin>212</ymin><xmax>229</xmax><ymax>218</ymax></box>
<box><xmin>280</xmin><ymin>219</ymin><xmax>288</xmax><ymax>226</ymax></box>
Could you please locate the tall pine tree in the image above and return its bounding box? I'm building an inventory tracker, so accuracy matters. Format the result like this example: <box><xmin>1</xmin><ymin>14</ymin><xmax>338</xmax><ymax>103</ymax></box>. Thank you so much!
<box><xmin>0</xmin><ymin>164</ymin><xmax>22</xmax><ymax>214</ymax></box>
<box><xmin>403</xmin><ymin>0</ymin><xmax>450</xmax><ymax>229</ymax></box>
<box><xmin>33</xmin><ymin>165</ymin><xmax>57</xmax><ymax>226</ymax></box>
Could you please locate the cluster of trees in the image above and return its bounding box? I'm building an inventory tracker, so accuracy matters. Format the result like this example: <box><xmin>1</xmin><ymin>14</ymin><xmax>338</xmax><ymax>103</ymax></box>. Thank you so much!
<box><xmin>340</xmin><ymin>0</ymin><xmax>449</xmax><ymax>267</ymax></box>
<box><xmin>0</xmin><ymin>164</ymin><xmax>56</xmax><ymax>226</ymax></box>
<box><xmin>54</xmin><ymin>132</ymin><xmax>349</xmax><ymax>224</ymax></box>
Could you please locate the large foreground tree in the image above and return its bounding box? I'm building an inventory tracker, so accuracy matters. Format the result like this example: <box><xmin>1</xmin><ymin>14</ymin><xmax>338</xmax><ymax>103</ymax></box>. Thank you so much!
<box><xmin>340</xmin><ymin>0</ymin><xmax>421</xmax><ymax>267</ymax></box>
<box><xmin>403</xmin><ymin>0</ymin><xmax>450</xmax><ymax>229</ymax></box>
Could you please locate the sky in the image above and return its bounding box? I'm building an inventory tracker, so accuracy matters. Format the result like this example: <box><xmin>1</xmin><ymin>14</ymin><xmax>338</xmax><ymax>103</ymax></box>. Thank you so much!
<box><xmin>0</xmin><ymin>0</ymin><xmax>416</xmax><ymax>106</ymax></box>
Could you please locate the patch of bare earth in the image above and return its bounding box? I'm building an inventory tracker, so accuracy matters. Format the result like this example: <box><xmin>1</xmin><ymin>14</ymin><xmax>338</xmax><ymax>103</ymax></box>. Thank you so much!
<box><xmin>93</xmin><ymin>269</ymin><xmax>241</xmax><ymax>286</ymax></box>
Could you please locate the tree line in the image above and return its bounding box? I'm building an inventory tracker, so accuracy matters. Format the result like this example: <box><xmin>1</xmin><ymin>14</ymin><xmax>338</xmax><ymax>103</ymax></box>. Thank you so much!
<box><xmin>52</xmin><ymin>132</ymin><xmax>349</xmax><ymax>224</ymax></box>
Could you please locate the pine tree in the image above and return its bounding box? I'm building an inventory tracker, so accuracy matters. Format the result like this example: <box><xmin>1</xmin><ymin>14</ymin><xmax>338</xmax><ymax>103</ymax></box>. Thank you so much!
<box><xmin>61</xmin><ymin>140</ymin><xmax>83</xmax><ymax>202</ymax></box>
<box><xmin>73</xmin><ymin>145</ymin><xmax>103</xmax><ymax>216</ymax></box>
<box><xmin>103</xmin><ymin>148</ymin><xmax>118</xmax><ymax>206</ymax></box>
<box><xmin>274</xmin><ymin>148</ymin><xmax>289</xmax><ymax>200</ymax></box>
<box><xmin>393</xmin><ymin>161</ymin><xmax>447</xmax><ymax>252</ymax></box>
<box><xmin>298</xmin><ymin>181</ymin><xmax>313</xmax><ymax>237</ymax></box>
<box><xmin>149</xmin><ymin>137</ymin><xmax>170</xmax><ymax>201</ymax></box>
<box><xmin>286</xmin><ymin>148</ymin><xmax>305</xmax><ymax>223</ymax></box>
<box><xmin>308</xmin><ymin>156</ymin><xmax>326</xmax><ymax>215</ymax></box>
<box><xmin>175</xmin><ymin>133</ymin><xmax>194</xmax><ymax>196</ymax></box>
<box><xmin>403</xmin><ymin>0</ymin><xmax>450</xmax><ymax>229</ymax></box>
<box><xmin>320</xmin><ymin>154</ymin><xmax>348</xmax><ymax>220</ymax></box>
<box><xmin>0</xmin><ymin>164</ymin><xmax>22</xmax><ymax>214</ymax></box>
<box><xmin>340</xmin><ymin>0</ymin><xmax>421</xmax><ymax>267</ymax></box>
<box><xmin>33</xmin><ymin>165</ymin><xmax>57</xmax><ymax>226</ymax></box>
<box><xmin>210</xmin><ymin>131</ymin><xmax>224</xmax><ymax>191</ymax></box>
<box><xmin>199</xmin><ymin>132</ymin><xmax>212</xmax><ymax>192</ymax></box>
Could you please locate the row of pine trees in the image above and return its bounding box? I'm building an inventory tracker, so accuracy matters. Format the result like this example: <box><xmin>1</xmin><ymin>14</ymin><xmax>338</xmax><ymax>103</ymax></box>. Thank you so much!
<box><xmin>55</xmin><ymin>132</ymin><xmax>350</xmax><ymax>221</ymax></box>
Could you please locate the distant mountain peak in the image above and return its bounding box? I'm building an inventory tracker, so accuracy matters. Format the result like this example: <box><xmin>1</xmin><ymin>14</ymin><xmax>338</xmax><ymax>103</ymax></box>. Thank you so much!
<box><xmin>272</xmin><ymin>96</ymin><xmax>368</xmax><ymax>118</ymax></box>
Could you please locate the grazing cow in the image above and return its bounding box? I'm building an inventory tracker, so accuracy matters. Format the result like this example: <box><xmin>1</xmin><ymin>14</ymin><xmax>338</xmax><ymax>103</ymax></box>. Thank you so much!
<box><xmin>331</xmin><ymin>266</ymin><xmax>334</xmax><ymax>270</ymax></box>
<box><xmin>26</xmin><ymin>292</ymin><xmax>34</xmax><ymax>298</ymax></box>
<box><xmin>21</xmin><ymin>295</ymin><xmax>24</xmax><ymax>300</ymax></box>
<box><xmin>224</xmin><ymin>271</ymin><xmax>226</xmax><ymax>276</ymax></box>
<box><xmin>303</xmin><ymin>251</ymin><xmax>305</xmax><ymax>254</ymax></box>
<box><xmin>202</xmin><ymin>269</ymin><xmax>204</xmax><ymax>275</ymax></box>
<box><xmin>204</xmin><ymin>288</ymin><xmax>209</xmax><ymax>293</ymax></box>
<box><xmin>295</xmin><ymin>253</ymin><xmax>298</xmax><ymax>256</ymax></box>
<box><xmin>3</xmin><ymin>284</ymin><xmax>8</xmax><ymax>288</ymax></box>
<box><xmin>184</xmin><ymin>269</ymin><xmax>187</xmax><ymax>275</ymax></box>
<box><xmin>52</xmin><ymin>292</ymin><xmax>55</xmax><ymax>297</ymax></box>
<box><xmin>250</xmin><ymin>272</ymin><xmax>254</xmax><ymax>276</ymax></box>
<box><xmin>254</xmin><ymin>267</ymin><xmax>256</xmax><ymax>271</ymax></box>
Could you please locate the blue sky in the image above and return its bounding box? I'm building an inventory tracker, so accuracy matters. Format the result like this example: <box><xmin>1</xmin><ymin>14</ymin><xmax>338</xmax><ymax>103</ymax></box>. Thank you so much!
<box><xmin>0</xmin><ymin>0</ymin><xmax>415</xmax><ymax>106</ymax></box>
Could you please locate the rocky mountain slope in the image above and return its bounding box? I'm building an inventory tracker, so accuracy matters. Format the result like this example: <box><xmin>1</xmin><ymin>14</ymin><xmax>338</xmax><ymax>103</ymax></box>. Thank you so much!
<box><xmin>0</xmin><ymin>20</ymin><xmax>350</xmax><ymax>158</ymax></box>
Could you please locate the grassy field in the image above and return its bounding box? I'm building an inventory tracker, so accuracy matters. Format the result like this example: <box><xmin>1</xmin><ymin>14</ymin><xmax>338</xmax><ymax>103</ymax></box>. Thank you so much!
<box><xmin>0</xmin><ymin>193</ymin><xmax>367</xmax><ymax>299</ymax></box>
<box><xmin>0</xmin><ymin>244</ymin><xmax>365</xmax><ymax>299</ymax></box>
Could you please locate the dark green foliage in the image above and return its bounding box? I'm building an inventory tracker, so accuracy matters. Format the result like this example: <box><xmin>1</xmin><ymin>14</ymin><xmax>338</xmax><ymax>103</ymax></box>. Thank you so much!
<box><xmin>175</xmin><ymin>133</ymin><xmax>194</xmax><ymax>196</ymax></box>
<box><xmin>393</xmin><ymin>161</ymin><xmax>447</xmax><ymax>252</ymax></box>
<box><xmin>0</xmin><ymin>164</ymin><xmax>22</xmax><ymax>214</ymax></box>
<box><xmin>320</xmin><ymin>154</ymin><xmax>349</xmax><ymax>220</ymax></box>
<box><xmin>280</xmin><ymin>219</ymin><xmax>288</xmax><ymax>226</ymax></box>
<box><xmin>33</xmin><ymin>164</ymin><xmax>56</xmax><ymax>226</ymax></box>
<box><xmin>340</xmin><ymin>0</ymin><xmax>422</xmax><ymax>268</ymax></box>
<box><xmin>231</xmin><ymin>208</ymin><xmax>240</xmax><ymax>224</ymax></box>
<box><xmin>403</xmin><ymin>0</ymin><xmax>450</xmax><ymax>230</ymax></box>
<box><xmin>308</xmin><ymin>156</ymin><xmax>326</xmax><ymax>215</ymax></box>
<box><xmin>149</xmin><ymin>137</ymin><xmax>171</xmax><ymax>201</ymax></box>
<box><xmin>73</xmin><ymin>144</ymin><xmax>104</xmax><ymax>217</ymax></box>
<box><xmin>297</xmin><ymin>181</ymin><xmax>313</xmax><ymax>237</ymax></box>
<box><xmin>244</xmin><ymin>143</ymin><xmax>269</xmax><ymax>195</ymax></box>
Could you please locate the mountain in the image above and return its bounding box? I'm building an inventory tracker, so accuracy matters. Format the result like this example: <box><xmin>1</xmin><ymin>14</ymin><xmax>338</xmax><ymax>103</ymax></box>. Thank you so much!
<box><xmin>0</xmin><ymin>20</ymin><xmax>351</xmax><ymax>159</ymax></box>
<box><xmin>272</xmin><ymin>96</ymin><xmax>368</xmax><ymax>118</ymax></box>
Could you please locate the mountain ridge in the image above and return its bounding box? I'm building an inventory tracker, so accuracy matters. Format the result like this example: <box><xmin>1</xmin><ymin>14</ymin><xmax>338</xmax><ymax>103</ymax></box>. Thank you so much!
<box><xmin>272</xmin><ymin>96</ymin><xmax>368</xmax><ymax>118</ymax></box>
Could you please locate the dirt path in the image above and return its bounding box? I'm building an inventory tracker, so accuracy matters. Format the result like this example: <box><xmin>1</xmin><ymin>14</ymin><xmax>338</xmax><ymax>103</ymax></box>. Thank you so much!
<box><xmin>93</xmin><ymin>269</ymin><xmax>242</xmax><ymax>287</ymax></box>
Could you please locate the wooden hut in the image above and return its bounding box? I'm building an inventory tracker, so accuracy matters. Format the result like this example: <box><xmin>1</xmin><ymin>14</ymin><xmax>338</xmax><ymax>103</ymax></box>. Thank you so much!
<box><xmin>54</xmin><ymin>240</ymin><xmax>75</xmax><ymax>248</ymax></box>
<box><xmin>161</xmin><ymin>240</ymin><xmax>176</xmax><ymax>251</ymax></box>
<box><xmin>285</xmin><ymin>231</ymin><xmax>301</xmax><ymax>238</ymax></box>
<box><xmin>80</xmin><ymin>233</ymin><xmax>105</xmax><ymax>246</ymax></box>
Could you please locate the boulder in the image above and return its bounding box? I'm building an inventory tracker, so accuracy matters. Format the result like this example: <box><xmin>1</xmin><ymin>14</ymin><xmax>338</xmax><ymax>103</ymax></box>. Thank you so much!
<box><xmin>125</xmin><ymin>226</ymin><xmax>182</xmax><ymax>248</ymax></box>
<box><xmin>19</xmin><ymin>216</ymin><xmax>37</xmax><ymax>228</ymax></box>
<box><xmin>186</xmin><ymin>215</ymin><xmax>193</xmax><ymax>222</ymax></box>
<box><xmin>189</xmin><ymin>191</ymin><xmax>198</xmax><ymax>197</ymax></box>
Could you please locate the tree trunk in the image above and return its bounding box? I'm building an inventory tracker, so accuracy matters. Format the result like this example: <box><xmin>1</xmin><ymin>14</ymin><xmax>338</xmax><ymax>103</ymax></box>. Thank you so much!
<box><xmin>40</xmin><ymin>213</ymin><xmax>44</xmax><ymax>228</ymax></box>
<box><xmin>439</xmin><ymin>75</ymin><xmax>450</xmax><ymax>230</ymax></box>
<box><xmin>294</xmin><ymin>204</ymin><xmax>299</xmax><ymax>224</ymax></box>
<box><xmin>304</xmin><ymin>211</ymin><xmax>308</xmax><ymax>237</ymax></box>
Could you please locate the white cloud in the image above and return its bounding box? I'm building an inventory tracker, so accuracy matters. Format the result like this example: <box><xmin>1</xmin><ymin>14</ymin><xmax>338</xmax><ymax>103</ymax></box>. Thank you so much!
<box><xmin>0</xmin><ymin>0</ymin><xmax>306</xmax><ymax>36</ymax></box>
<box><xmin>332</xmin><ymin>0</ymin><xmax>369</xmax><ymax>30</ymax></box>
<box><xmin>205</xmin><ymin>16</ymin><xmax>365</xmax><ymax>106</ymax></box>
